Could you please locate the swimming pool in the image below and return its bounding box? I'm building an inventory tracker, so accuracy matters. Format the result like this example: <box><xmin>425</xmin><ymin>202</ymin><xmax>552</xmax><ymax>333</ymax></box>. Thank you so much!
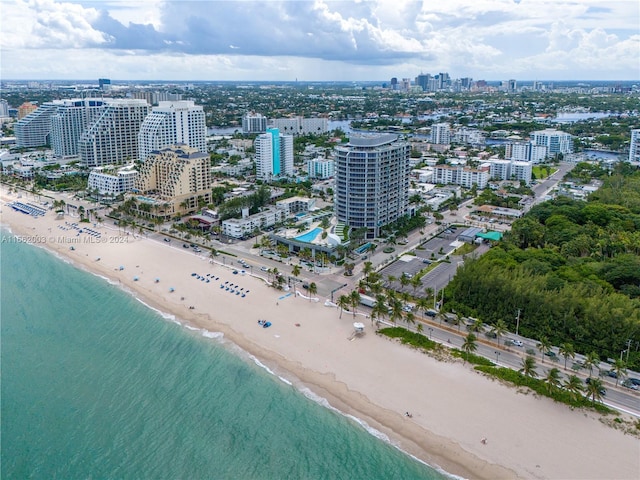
<box><xmin>294</xmin><ymin>227</ymin><xmax>322</xmax><ymax>243</ymax></box>
<box><xmin>355</xmin><ymin>242</ymin><xmax>371</xmax><ymax>254</ymax></box>
<box><xmin>137</xmin><ymin>195</ymin><xmax>159</xmax><ymax>204</ymax></box>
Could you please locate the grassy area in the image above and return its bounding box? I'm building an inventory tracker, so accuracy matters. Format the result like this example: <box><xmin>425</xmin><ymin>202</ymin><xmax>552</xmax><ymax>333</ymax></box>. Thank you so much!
<box><xmin>532</xmin><ymin>165</ymin><xmax>559</xmax><ymax>179</ymax></box>
<box><xmin>452</xmin><ymin>242</ymin><xmax>478</xmax><ymax>256</ymax></box>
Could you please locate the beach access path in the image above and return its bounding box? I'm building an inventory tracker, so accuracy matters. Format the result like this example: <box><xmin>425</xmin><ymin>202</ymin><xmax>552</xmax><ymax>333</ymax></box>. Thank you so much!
<box><xmin>2</xmin><ymin>186</ymin><xmax>639</xmax><ymax>480</ymax></box>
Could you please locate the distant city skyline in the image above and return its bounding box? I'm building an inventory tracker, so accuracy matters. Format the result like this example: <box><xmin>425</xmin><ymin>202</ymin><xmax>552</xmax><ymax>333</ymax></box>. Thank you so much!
<box><xmin>2</xmin><ymin>0</ymin><xmax>639</xmax><ymax>82</ymax></box>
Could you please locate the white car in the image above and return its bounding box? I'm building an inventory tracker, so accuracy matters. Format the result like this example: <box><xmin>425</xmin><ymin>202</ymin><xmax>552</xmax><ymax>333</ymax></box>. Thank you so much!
<box><xmin>511</xmin><ymin>339</ymin><xmax>524</xmax><ymax>347</ymax></box>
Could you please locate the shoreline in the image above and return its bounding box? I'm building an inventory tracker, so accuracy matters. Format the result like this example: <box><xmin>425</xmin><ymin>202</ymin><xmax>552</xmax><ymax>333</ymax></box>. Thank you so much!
<box><xmin>2</xmin><ymin>187</ymin><xmax>639</xmax><ymax>480</ymax></box>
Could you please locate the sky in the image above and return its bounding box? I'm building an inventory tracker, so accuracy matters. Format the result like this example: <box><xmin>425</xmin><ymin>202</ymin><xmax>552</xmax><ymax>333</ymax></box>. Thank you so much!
<box><xmin>2</xmin><ymin>0</ymin><xmax>639</xmax><ymax>82</ymax></box>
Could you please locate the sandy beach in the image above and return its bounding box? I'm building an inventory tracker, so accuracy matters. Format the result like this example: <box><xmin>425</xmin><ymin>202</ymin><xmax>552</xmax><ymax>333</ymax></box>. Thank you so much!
<box><xmin>2</xmin><ymin>187</ymin><xmax>639</xmax><ymax>480</ymax></box>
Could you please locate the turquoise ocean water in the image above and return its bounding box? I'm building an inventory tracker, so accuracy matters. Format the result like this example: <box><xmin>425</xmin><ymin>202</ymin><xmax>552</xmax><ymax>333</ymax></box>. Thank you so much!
<box><xmin>1</xmin><ymin>229</ymin><xmax>447</xmax><ymax>480</ymax></box>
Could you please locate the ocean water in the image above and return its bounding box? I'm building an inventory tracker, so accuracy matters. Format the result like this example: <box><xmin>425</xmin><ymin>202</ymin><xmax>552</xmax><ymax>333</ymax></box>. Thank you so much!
<box><xmin>1</xmin><ymin>229</ymin><xmax>446</xmax><ymax>480</ymax></box>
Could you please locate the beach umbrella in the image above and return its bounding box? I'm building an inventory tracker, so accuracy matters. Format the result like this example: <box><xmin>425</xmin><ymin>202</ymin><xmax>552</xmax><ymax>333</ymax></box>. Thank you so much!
<box><xmin>133</xmin><ymin>276</ymin><xmax>139</xmax><ymax>281</ymax></box>
<box><xmin>169</xmin><ymin>287</ymin><xmax>175</xmax><ymax>292</ymax></box>
<box><xmin>155</xmin><ymin>278</ymin><xmax>160</xmax><ymax>283</ymax></box>
<box><xmin>119</xmin><ymin>265</ymin><xmax>124</xmax><ymax>270</ymax></box>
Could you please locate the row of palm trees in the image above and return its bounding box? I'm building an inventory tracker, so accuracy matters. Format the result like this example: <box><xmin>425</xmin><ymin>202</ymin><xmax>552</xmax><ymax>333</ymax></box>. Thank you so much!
<box><xmin>461</xmin><ymin>333</ymin><xmax>607</xmax><ymax>403</ymax></box>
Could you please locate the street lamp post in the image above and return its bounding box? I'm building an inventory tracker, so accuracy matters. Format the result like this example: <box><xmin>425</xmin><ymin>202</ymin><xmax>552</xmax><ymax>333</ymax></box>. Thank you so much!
<box><xmin>428</xmin><ymin>327</ymin><xmax>433</xmax><ymax>339</ymax></box>
<box><xmin>495</xmin><ymin>351</ymin><xmax>501</xmax><ymax>364</ymax></box>
<box><xmin>515</xmin><ymin>309</ymin><xmax>521</xmax><ymax>337</ymax></box>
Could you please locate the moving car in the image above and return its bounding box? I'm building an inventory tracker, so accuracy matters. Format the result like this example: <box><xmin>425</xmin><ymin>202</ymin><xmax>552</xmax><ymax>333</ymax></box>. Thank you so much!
<box><xmin>163</xmin><ymin>238</ymin><xmax>171</xmax><ymax>242</ymax></box>
<box><xmin>510</xmin><ymin>339</ymin><xmax>524</xmax><ymax>347</ymax></box>
<box><xmin>622</xmin><ymin>379</ymin><xmax>639</xmax><ymax>390</ymax></box>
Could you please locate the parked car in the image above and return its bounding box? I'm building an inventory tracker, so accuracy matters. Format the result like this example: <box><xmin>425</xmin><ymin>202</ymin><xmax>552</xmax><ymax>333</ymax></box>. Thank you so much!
<box><xmin>163</xmin><ymin>238</ymin><xmax>171</xmax><ymax>242</ymax></box>
<box><xmin>183</xmin><ymin>244</ymin><xmax>190</xmax><ymax>248</ymax></box>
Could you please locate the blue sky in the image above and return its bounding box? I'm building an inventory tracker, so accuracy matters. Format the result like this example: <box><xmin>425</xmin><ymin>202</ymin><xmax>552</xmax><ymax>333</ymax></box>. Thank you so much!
<box><xmin>2</xmin><ymin>0</ymin><xmax>639</xmax><ymax>81</ymax></box>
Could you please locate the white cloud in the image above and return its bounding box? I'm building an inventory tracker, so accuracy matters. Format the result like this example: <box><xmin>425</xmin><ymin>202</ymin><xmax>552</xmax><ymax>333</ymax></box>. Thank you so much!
<box><xmin>1</xmin><ymin>0</ymin><xmax>638</xmax><ymax>80</ymax></box>
<box><xmin>2</xmin><ymin>0</ymin><xmax>108</xmax><ymax>49</ymax></box>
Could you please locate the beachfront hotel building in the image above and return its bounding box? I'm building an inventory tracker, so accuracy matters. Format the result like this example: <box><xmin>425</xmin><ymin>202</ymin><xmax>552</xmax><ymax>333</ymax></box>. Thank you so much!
<box><xmin>87</xmin><ymin>164</ymin><xmax>138</xmax><ymax>197</ymax></box>
<box><xmin>138</xmin><ymin>101</ymin><xmax>206</xmax><ymax>161</ymax></box>
<box><xmin>14</xmin><ymin>102</ymin><xmax>60</xmax><ymax>148</ymax></box>
<box><xmin>530</xmin><ymin>128</ymin><xmax>573</xmax><ymax>158</ymax></box>
<box><xmin>254</xmin><ymin>128</ymin><xmax>294</xmax><ymax>181</ymax></box>
<box><xmin>629</xmin><ymin>129</ymin><xmax>640</xmax><ymax>163</ymax></box>
<box><xmin>135</xmin><ymin>144</ymin><xmax>212</xmax><ymax>218</ymax></box>
<box><xmin>15</xmin><ymin>98</ymin><xmax>106</xmax><ymax>154</ymax></box>
<box><xmin>78</xmin><ymin>99</ymin><xmax>150</xmax><ymax>168</ymax></box>
<box><xmin>334</xmin><ymin>133</ymin><xmax>411</xmax><ymax>239</ymax></box>
<box><xmin>50</xmin><ymin>99</ymin><xmax>106</xmax><ymax>157</ymax></box>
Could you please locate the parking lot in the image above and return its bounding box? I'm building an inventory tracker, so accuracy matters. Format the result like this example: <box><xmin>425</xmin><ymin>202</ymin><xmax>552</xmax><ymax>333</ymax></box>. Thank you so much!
<box><xmin>377</xmin><ymin>229</ymin><xmax>487</xmax><ymax>297</ymax></box>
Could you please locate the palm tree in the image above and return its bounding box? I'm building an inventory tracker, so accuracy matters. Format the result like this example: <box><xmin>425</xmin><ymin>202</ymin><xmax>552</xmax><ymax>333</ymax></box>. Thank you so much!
<box><xmin>372</xmin><ymin>295</ymin><xmax>388</xmax><ymax>325</ymax></box>
<box><xmin>344</xmin><ymin>262</ymin><xmax>355</xmax><ymax>276</ymax></box>
<box><xmin>544</xmin><ymin>367</ymin><xmax>562</xmax><ymax>394</ymax></box>
<box><xmin>461</xmin><ymin>333</ymin><xmax>477</xmax><ymax>363</ymax></box>
<box><xmin>405</xmin><ymin>311</ymin><xmax>416</xmax><ymax>328</ymax></box>
<box><xmin>558</xmin><ymin>342</ymin><xmax>575</xmax><ymax>370</ymax></box>
<box><xmin>585</xmin><ymin>378</ymin><xmax>605</xmax><ymax>403</ymax></box>
<box><xmin>399</xmin><ymin>274</ymin><xmax>410</xmax><ymax>291</ymax></box>
<box><xmin>308</xmin><ymin>282</ymin><xmax>318</xmax><ymax>301</ymax></box>
<box><xmin>337</xmin><ymin>295</ymin><xmax>350</xmax><ymax>319</ymax></box>
<box><xmin>519</xmin><ymin>356</ymin><xmax>538</xmax><ymax>378</ymax></box>
<box><xmin>583</xmin><ymin>351</ymin><xmax>600</xmax><ymax>378</ymax></box>
<box><xmin>469</xmin><ymin>318</ymin><xmax>484</xmax><ymax>335</ymax></box>
<box><xmin>362</xmin><ymin>261</ymin><xmax>374</xmax><ymax>280</ymax></box>
<box><xmin>291</xmin><ymin>264</ymin><xmax>301</xmax><ymax>279</ymax></box>
<box><xmin>349</xmin><ymin>290</ymin><xmax>361</xmax><ymax>317</ymax></box>
<box><xmin>491</xmin><ymin>319</ymin><xmax>508</xmax><ymax>346</ymax></box>
<box><xmin>563</xmin><ymin>375</ymin><xmax>584</xmax><ymax>401</ymax></box>
<box><xmin>611</xmin><ymin>359</ymin><xmax>627</xmax><ymax>386</ymax></box>
<box><xmin>389</xmin><ymin>299</ymin><xmax>404</xmax><ymax>325</ymax></box>
<box><xmin>537</xmin><ymin>336</ymin><xmax>552</xmax><ymax>363</ymax></box>
<box><xmin>416</xmin><ymin>323</ymin><xmax>424</xmax><ymax>335</ymax></box>
<box><xmin>416</xmin><ymin>297</ymin><xmax>430</xmax><ymax>320</ymax></box>
<box><xmin>410</xmin><ymin>275</ymin><xmax>422</xmax><ymax>295</ymax></box>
